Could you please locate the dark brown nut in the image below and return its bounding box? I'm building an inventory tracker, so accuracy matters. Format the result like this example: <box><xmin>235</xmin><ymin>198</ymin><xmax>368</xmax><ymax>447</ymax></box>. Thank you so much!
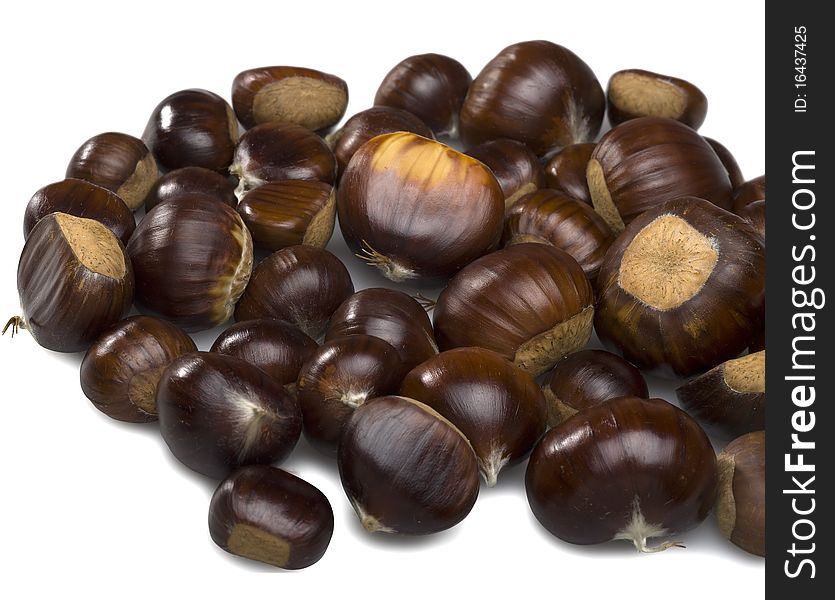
<box><xmin>12</xmin><ymin>213</ymin><xmax>134</xmax><ymax>352</ymax></box>
<box><xmin>234</xmin><ymin>245</ymin><xmax>354</xmax><ymax>340</ymax></box>
<box><xmin>127</xmin><ymin>195</ymin><xmax>253</xmax><ymax>332</ymax></box>
<box><xmin>543</xmin><ymin>142</ymin><xmax>595</xmax><ymax>205</ymax></box>
<box><xmin>526</xmin><ymin>396</ymin><xmax>717</xmax><ymax>551</ymax></box>
<box><xmin>400</xmin><ymin>347</ymin><xmax>546</xmax><ymax>486</ymax></box>
<box><xmin>338</xmin><ymin>395</ymin><xmax>479</xmax><ymax>535</ymax></box>
<box><xmin>66</xmin><ymin>132</ymin><xmax>158</xmax><ymax>210</ymax></box>
<box><xmin>737</xmin><ymin>200</ymin><xmax>765</xmax><ymax>239</ymax></box>
<box><xmin>606</xmin><ymin>69</ymin><xmax>708</xmax><ymax>129</ymax></box>
<box><xmin>209</xmin><ymin>465</ymin><xmax>334</xmax><ymax>569</ymax></box>
<box><xmin>460</xmin><ymin>40</ymin><xmax>605</xmax><ymax>156</ymax></box>
<box><xmin>24</xmin><ymin>179</ymin><xmax>135</xmax><ymax>245</ymax></box>
<box><xmin>237</xmin><ymin>180</ymin><xmax>335</xmax><ymax>251</ymax></box>
<box><xmin>144</xmin><ymin>166</ymin><xmax>238</xmax><ymax>212</ymax></box>
<box><xmin>80</xmin><ymin>316</ymin><xmax>196</xmax><ymax>422</ymax></box>
<box><xmin>595</xmin><ymin>197</ymin><xmax>765</xmax><ymax>377</ymax></box>
<box><xmin>750</xmin><ymin>329</ymin><xmax>765</xmax><ymax>353</ymax></box>
<box><xmin>732</xmin><ymin>175</ymin><xmax>766</xmax><ymax>213</ymax></box>
<box><xmin>297</xmin><ymin>335</ymin><xmax>404</xmax><ymax>456</ymax></box>
<box><xmin>232</xmin><ymin>66</ymin><xmax>348</xmax><ymax>131</ymax></box>
<box><xmin>502</xmin><ymin>189</ymin><xmax>614</xmax><ymax>281</ymax></box>
<box><xmin>373</xmin><ymin>53</ymin><xmax>472</xmax><ymax>137</ymax></box>
<box><xmin>587</xmin><ymin>117</ymin><xmax>733</xmax><ymax>232</ymax></box>
<box><xmin>705</xmin><ymin>137</ymin><xmax>746</xmax><ymax>189</ymax></box>
<box><xmin>434</xmin><ymin>243</ymin><xmax>594</xmax><ymax>377</ymax></box>
<box><xmin>541</xmin><ymin>349</ymin><xmax>648</xmax><ymax>426</ymax></box>
<box><xmin>142</xmin><ymin>89</ymin><xmax>239</xmax><ymax>173</ymax></box>
<box><xmin>465</xmin><ymin>138</ymin><xmax>544</xmax><ymax>210</ymax></box>
<box><xmin>337</xmin><ymin>132</ymin><xmax>504</xmax><ymax>282</ymax></box>
<box><xmin>716</xmin><ymin>431</ymin><xmax>765</xmax><ymax>557</ymax></box>
<box><xmin>157</xmin><ymin>352</ymin><xmax>302</xmax><ymax>479</ymax></box>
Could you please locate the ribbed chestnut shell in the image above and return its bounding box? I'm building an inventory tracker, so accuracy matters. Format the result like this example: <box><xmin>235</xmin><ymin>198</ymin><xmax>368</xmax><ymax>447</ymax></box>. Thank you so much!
<box><xmin>466</xmin><ymin>138</ymin><xmax>544</xmax><ymax>210</ymax></box>
<box><xmin>715</xmin><ymin>431</ymin><xmax>765</xmax><ymax>557</ymax></box>
<box><xmin>606</xmin><ymin>69</ymin><xmax>708</xmax><ymax>129</ymax></box>
<box><xmin>705</xmin><ymin>137</ymin><xmax>745</xmax><ymax>189</ymax></box>
<box><xmin>144</xmin><ymin>166</ymin><xmax>237</xmax><ymax>212</ymax></box>
<box><xmin>544</xmin><ymin>143</ymin><xmax>595</xmax><ymax>205</ymax></box>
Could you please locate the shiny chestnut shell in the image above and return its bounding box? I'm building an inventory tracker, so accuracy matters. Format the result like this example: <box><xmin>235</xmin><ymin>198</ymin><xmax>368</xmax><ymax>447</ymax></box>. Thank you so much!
<box><xmin>543</xmin><ymin>143</ymin><xmax>595</xmax><ymax>204</ymax></box>
<box><xmin>738</xmin><ymin>200</ymin><xmax>765</xmax><ymax>239</ymax></box>
<box><xmin>606</xmin><ymin>69</ymin><xmax>708</xmax><ymax>129</ymax></box>
<box><xmin>705</xmin><ymin>137</ymin><xmax>746</xmax><ymax>189</ymax></box>
<box><xmin>732</xmin><ymin>175</ymin><xmax>766</xmax><ymax>213</ymax></box>
<box><xmin>144</xmin><ymin>166</ymin><xmax>237</xmax><ymax>212</ymax></box>
<box><xmin>465</xmin><ymin>138</ymin><xmax>544</xmax><ymax>210</ymax></box>
<box><xmin>716</xmin><ymin>431</ymin><xmax>765</xmax><ymax>557</ymax></box>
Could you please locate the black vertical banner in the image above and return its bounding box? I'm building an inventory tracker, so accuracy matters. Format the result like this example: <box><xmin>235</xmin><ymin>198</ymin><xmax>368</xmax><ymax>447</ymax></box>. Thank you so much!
<box><xmin>766</xmin><ymin>3</ymin><xmax>833</xmax><ymax>598</ymax></box>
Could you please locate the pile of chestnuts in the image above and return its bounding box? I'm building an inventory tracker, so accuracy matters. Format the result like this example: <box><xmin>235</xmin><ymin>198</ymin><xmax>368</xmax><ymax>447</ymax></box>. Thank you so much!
<box><xmin>7</xmin><ymin>39</ymin><xmax>766</xmax><ymax>569</ymax></box>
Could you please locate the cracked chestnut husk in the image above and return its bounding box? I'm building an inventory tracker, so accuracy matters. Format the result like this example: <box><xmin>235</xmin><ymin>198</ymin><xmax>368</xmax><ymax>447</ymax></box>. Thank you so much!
<box><xmin>337</xmin><ymin>132</ymin><xmax>504</xmax><ymax>282</ymax></box>
<box><xmin>338</xmin><ymin>395</ymin><xmax>479</xmax><ymax>535</ymax></box>
<box><xmin>66</xmin><ymin>131</ymin><xmax>158</xmax><ymax>210</ymax></box>
<box><xmin>80</xmin><ymin>316</ymin><xmax>196</xmax><ymax>422</ymax></box>
<box><xmin>606</xmin><ymin>69</ymin><xmax>708</xmax><ymax>129</ymax></box>
<box><xmin>434</xmin><ymin>243</ymin><xmax>594</xmax><ymax>377</ymax></box>
<box><xmin>595</xmin><ymin>197</ymin><xmax>765</xmax><ymax>377</ymax></box>
<box><xmin>127</xmin><ymin>195</ymin><xmax>253</xmax><ymax>331</ymax></box>
<box><xmin>156</xmin><ymin>351</ymin><xmax>302</xmax><ymax>479</ymax></box>
<box><xmin>144</xmin><ymin>166</ymin><xmax>238</xmax><ymax>212</ymax></box>
<box><xmin>400</xmin><ymin>347</ymin><xmax>546</xmax><ymax>486</ymax></box>
<box><xmin>526</xmin><ymin>396</ymin><xmax>717</xmax><ymax>552</ymax></box>
<box><xmin>460</xmin><ymin>40</ymin><xmax>605</xmax><ymax>156</ymax></box>
<box><xmin>705</xmin><ymin>137</ymin><xmax>746</xmax><ymax>189</ymax></box>
<box><xmin>543</xmin><ymin>142</ymin><xmax>595</xmax><ymax>205</ymax></box>
<box><xmin>715</xmin><ymin>431</ymin><xmax>765</xmax><ymax>557</ymax></box>
<box><xmin>297</xmin><ymin>334</ymin><xmax>404</xmax><ymax>456</ymax></box>
<box><xmin>209</xmin><ymin>465</ymin><xmax>334</xmax><ymax>569</ymax></box>
<box><xmin>465</xmin><ymin>138</ymin><xmax>544</xmax><ymax>210</ymax></box>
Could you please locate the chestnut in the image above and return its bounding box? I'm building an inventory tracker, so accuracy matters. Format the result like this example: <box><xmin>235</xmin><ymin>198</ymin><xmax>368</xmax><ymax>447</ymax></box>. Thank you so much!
<box><xmin>543</xmin><ymin>142</ymin><xmax>595</xmax><ymax>205</ymax></box>
<box><xmin>297</xmin><ymin>335</ymin><xmax>404</xmax><ymax>456</ymax></box>
<box><xmin>705</xmin><ymin>137</ymin><xmax>746</xmax><ymax>189</ymax></box>
<box><xmin>237</xmin><ymin>180</ymin><xmax>336</xmax><ymax>251</ymax></box>
<box><xmin>234</xmin><ymin>245</ymin><xmax>354</xmax><ymax>340</ymax></box>
<box><xmin>156</xmin><ymin>351</ymin><xmax>302</xmax><ymax>479</ymax></box>
<box><xmin>526</xmin><ymin>396</ymin><xmax>717</xmax><ymax>552</ymax></box>
<box><xmin>676</xmin><ymin>350</ymin><xmax>765</xmax><ymax>437</ymax></box>
<box><xmin>338</xmin><ymin>395</ymin><xmax>479</xmax><ymax>534</ymax></box>
<box><xmin>715</xmin><ymin>431</ymin><xmax>765</xmax><ymax>557</ymax></box>
<box><xmin>11</xmin><ymin>213</ymin><xmax>134</xmax><ymax>352</ymax></box>
<box><xmin>595</xmin><ymin>197</ymin><xmax>765</xmax><ymax>377</ymax></box>
<box><xmin>142</xmin><ymin>88</ymin><xmax>239</xmax><ymax>173</ymax></box>
<box><xmin>209</xmin><ymin>465</ymin><xmax>334</xmax><ymax>569</ymax></box>
<box><xmin>144</xmin><ymin>166</ymin><xmax>238</xmax><ymax>212</ymax></box>
<box><xmin>230</xmin><ymin>122</ymin><xmax>336</xmax><ymax>198</ymax></box>
<box><xmin>732</xmin><ymin>175</ymin><xmax>766</xmax><ymax>213</ymax></box>
<box><xmin>80</xmin><ymin>316</ymin><xmax>196</xmax><ymax>422</ymax></box>
<box><xmin>325</xmin><ymin>287</ymin><xmax>438</xmax><ymax>373</ymax></box>
<box><xmin>231</xmin><ymin>66</ymin><xmax>348</xmax><ymax>131</ymax></box>
<box><xmin>541</xmin><ymin>349</ymin><xmax>649</xmax><ymax>426</ymax></box>
<box><xmin>66</xmin><ymin>131</ymin><xmax>158</xmax><ymax>210</ymax></box>
<box><xmin>737</xmin><ymin>200</ymin><xmax>765</xmax><ymax>239</ymax></box>
<box><xmin>465</xmin><ymin>138</ymin><xmax>544</xmax><ymax>210</ymax></box>
<box><xmin>337</xmin><ymin>132</ymin><xmax>504</xmax><ymax>282</ymax></box>
<box><xmin>460</xmin><ymin>40</ymin><xmax>605</xmax><ymax>156</ymax></box>
<box><xmin>24</xmin><ymin>178</ymin><xmax>135</xmax><ymax>245</ymax></box>
<box><xmin>373</xmin><ymin>53</ymin><xmax>471</xmax><ymax>137</ymax></box>
<box><xmin>502</xmin><ymin>189</ymin><xmax>614</xmax><ymax>280</ymax></box>
<box><xmin>399</xmin><ymin>347</ymin><xmax>545</xmax><ymax>486</ymax></box>
<box><xmin>127</xmin><ymin>195</ymin><xmax>253</xmax><ymax>332</ymax></box>
<box><xmin>587</xmin><ymin>117</ymin><xmax>733</xmax><ymax>232</ymax></box>
<box><xmin>434</xmin><ymin>243</ymin><xmax>594</xmax><ymax>377</ymax></box>
<box><xmin>750</xmin><ymin>329</ymin><xmax>765</xmax><ymax>353</ymax></box>
<box><xmin>606</xmin><ymin>69</ymin><xmax>708</xmax><ymax>129</ymax></box>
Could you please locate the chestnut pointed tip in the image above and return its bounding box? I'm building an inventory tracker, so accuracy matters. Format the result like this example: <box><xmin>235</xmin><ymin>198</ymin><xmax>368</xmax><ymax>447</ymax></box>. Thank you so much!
<box><xmin>479</xmin><ymin>447</ymin><xmax>510</xmax><ymax>487</ymax></box>
<box><xmin>351</xmin><ymin>499</ymin><xmax>395</xmax><ymax>534</ymax></box>
<box><xmin>2</xmin><ymin>316</ymin><xmax>24</xmax><ymax>337</ymax></box>
<box><xmin>613</xmin><ymin>501</ymin><xmax>683</xmax><ymax>553</ymax></box>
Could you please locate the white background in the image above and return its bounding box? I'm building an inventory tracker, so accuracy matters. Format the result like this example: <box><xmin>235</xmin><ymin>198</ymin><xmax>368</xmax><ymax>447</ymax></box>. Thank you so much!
<box><xmin>0</xmin><ymin>1</ymin><xmax>764</xmax><ymax>597</ymax></box>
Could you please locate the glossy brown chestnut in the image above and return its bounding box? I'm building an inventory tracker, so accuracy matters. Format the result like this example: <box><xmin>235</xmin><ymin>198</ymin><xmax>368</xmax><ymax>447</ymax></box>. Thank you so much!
<box><xmin>434</xmin><ymin>243</ymin><xmax>594</xmax><ymax>377</ymax></box>
<box><xmin>732</xmin><ymin>175</ymin><xmax>766</xmax><ymax>213</ymax></box>
<box><xmin>526</xmin><ymin>396</ymin><xmax>717</xmax><ymax>551</ymax></box>
<box><xmin>502</xmin><ymin>189</ymin><xmax>614</xmax><ymax>280</ymax></box>
<box><xmin>587</xmin><ymin>117</ymin><xmax>733</xmax><ymax>232</ymax></box>
<box><xmin>80</xmin><ymin>316</ymin><xmax>196</xmax><ymax>422</ymax></box>
<box><xmin>325</xmin><ymin>288</ymin><xmax>438</xmax><ymax>373</ymax></box>
<box><xmin>737</xmin><ymin>200</ymin><xmax>765</xmax><ymax>239</ymax></box>
<box><xmin>24</xmin><ymin>179</ymin><xmax>135</xmax><ymax>245</ymax></box>
<box><xmin>209</xmin><ymin>465</ymin><xmax>334</xmax><ymax>569</ymax></box>
<box><xmin>234</xmin><ymin>245</ymin><xmax>353</xmax><ymax>340</ymax></box>
<box><xmin>156</xmin><ymin>352</ymin><xmax>302</xmax><ymax>479</ymax></box>
<box><xmin>338</xmin><ymin>395</ymin><xmax>479</xmax><ymax>534</ymax></box>
<box><xmin>237</xmin><ymin>180</ymin><xmax>335</xmax><ymax>251</ymax></box>
<box><xmin>705</xmin><ymin>137</ymin><xmax>746</xmax><ymax>189</ymax></box>
<box><xmin>374</xmin><ymin>53</ymin><xmax>472</xmax><ymax>137</ymax></box>
<box><xmin>595</xmin><ymin>197</ymin><xmax>765</xmax><ymax>377</ymax></box>
<box><xmin>127</xmin><ymin>195</ymin><xmax>253</xmax><ymax>331</ymax></box>
<box><xmin>400</xmin><ymin>347</ymin><xmax>545</xmax><ymax>486</ymax></box>
<box><xmin>337</xmin><ymin>132</ymin><xmax>504</xmax><ymax>282</ymax></box>
<box><xmin>142</xmin><ymin>88</ymin><xmax>239</xmax><ymax>173</ymax></box>
<box><xmin>232</xmin><ymin>66</ymin><xmax>348</xmax><ymax>131</ymax></box>
<box><xmin>541</xmin><ymin>349</ymin><xmax>649</xmax><ymax>426</ymax></box>
<box><xmin>606</xmin><ymin>69</ymin><xmax>708</xmax><ymax>129</ymax></box>
<box><xmin>716</xmin><ymin>431</ymin><xmax>765</xmax><ymax>557</ymax></box>
<box><xmin>543</xmin><ymin>142</ymin><xmax>595</xmax><ymax>204</ymax></box>
<box><xmin>460</xmin><ymin>40</ymin><xmax>605</xmax><ymax>156</ymax></box>
<box><xmin>676</xmin><ymin>350</ymin><xmax>765</xmax><ymax>437</ymax></box>
<box><xmin>13</xmin><ymin>213</ymin><xmax>134</xmax><ymax>352</ymax></box>
<box><xmin>66</xmin><ymin>132</ymin><xmax>158</xmax><ymax>210</ymax></box>
<box><xmin>297</xmin><ymin>335</ymin><xmax>404</xmax><ymax>455</ymax></box>
<box><xmin>465</xmin><ymin>138</ymin><xmax>544</xmax><ymax>210</ymax></box>
<box><xmin>144</xmin><ymin>166</ymin><xmax>238</xmax><ymax>212</ymax></box>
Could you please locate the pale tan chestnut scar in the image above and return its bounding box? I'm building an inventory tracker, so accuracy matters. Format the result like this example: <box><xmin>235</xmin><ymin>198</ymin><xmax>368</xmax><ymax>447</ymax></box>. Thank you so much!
<box><xmin>253</xmin><ymin>78</ymin><xmax>347</xmax><ymax>131</ymax></box>
<box><xmin>227</xmin><ymin>523</ymin><xmax>290</xmax><ymax>568</ymax></box>
<box><xmin>715</xmin><ymin>452</ymin><xmax>737</xmax><ymax>539</ymax></box>
<box><xmin>515</xmin><ymin>305</ymin><xmax>594</xmax><ymax>377</ymax></box>
<box><xmin>723</xmin><ymin>351</ymin><xmax>765</xmax><ymax>393</ymax></box>
<box><xmin>302</xmin><ymin>188</ymin><xmax>336</xmax><ymax>247</ymax></box>
<box><xmin>55</xmin><ymin>213</ymin><xmax>126</xmax><ymax>279</ymax></box>
<box><xmin>609</xmin><ymin>72</ymin><xmax>687</xmax><ymax>119</ymax></box>
<box><xmin>117</xmin><ymin>151</ymin><xmax>158</xmax><ymax>210</ymax></box>
<box><xmin>128</xmin><ymin>367</ymin><xmax>165</xmax><ymax>415</ymax></box>
<box><xmin>618</xmin><ymin>214</ymin><xmax>718</xmax><ymax>311</ymax></box>
<box><xmin>587</xmin><ymin>158</ymin><xmax>625</xmax><ymax>233</ymax></box>
<box><xmin>215</xmin><ymin>215</ymin><xmax>253</xmax><ymax>324</ymax></box>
